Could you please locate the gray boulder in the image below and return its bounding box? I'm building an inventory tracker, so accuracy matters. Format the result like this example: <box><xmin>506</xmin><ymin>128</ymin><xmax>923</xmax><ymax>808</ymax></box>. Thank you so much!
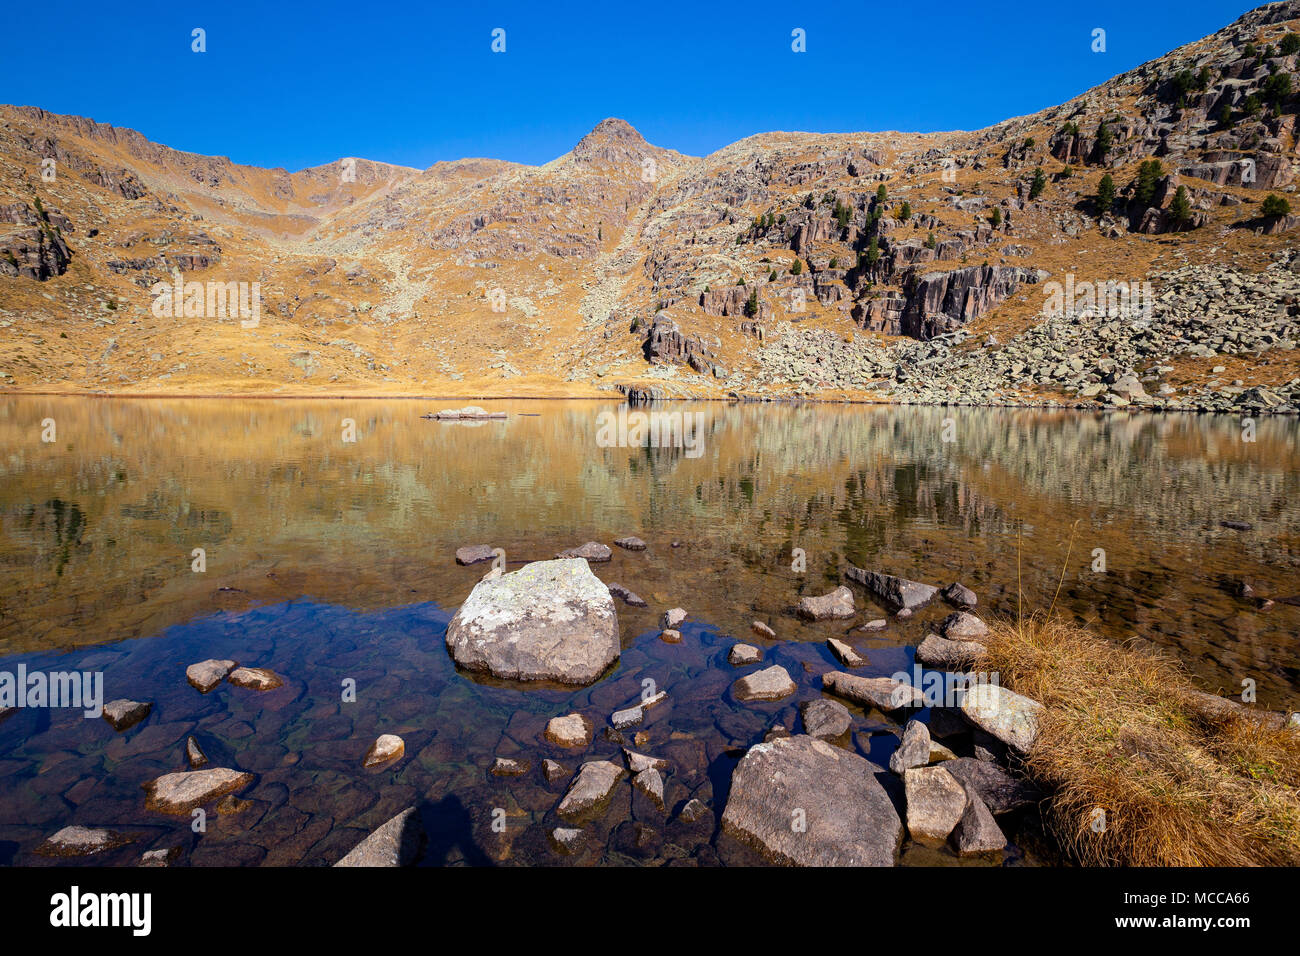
<box><xmin>796</xmin><ymin>586</ymin><xmax>856</xmax><ymax>621</ymax></box>
<box><xmin>844</xmin><ymin>566</ymin><xmax>939</xmax><ymax>609</ymax></box>
<box><xmin>335</xmin><ymin>807</ymin><xmax>424</xmax><ymax>866</ymax></box>
<box><xmin>721</xmin><ymin>735</ymin><xmax>902</xmax><ymax>866</ymax></box>
<box><xmin>445</xmin><ymin>558</ymin><xmax>619</xmax><ymax>685</ymax></box>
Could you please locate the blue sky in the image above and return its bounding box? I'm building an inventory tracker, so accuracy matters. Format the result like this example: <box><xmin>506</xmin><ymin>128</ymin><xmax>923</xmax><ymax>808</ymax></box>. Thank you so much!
<box><xmin>3</xmin><ymin>0</ymin><xmax>1258</xmax><ymax>171</ymax></box>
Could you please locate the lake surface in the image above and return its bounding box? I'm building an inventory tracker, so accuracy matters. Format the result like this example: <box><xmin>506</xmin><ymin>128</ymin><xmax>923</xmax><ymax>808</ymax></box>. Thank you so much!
<box><xmin>1</xmin><ymin>397</ymin><xmax>1297</xmax><ymax>866</ymax></box>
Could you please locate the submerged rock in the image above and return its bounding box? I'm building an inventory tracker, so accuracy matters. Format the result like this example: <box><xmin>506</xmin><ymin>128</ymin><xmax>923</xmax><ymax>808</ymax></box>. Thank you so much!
<box><xmin>143</xmin><ymin>768</ymin><xmax>254</xmax><ymax>814</ymax></box>
<box><xmin>959</xmin><ymin>684</ymin><xmax>1043</xmax><ymax>752</ymax></box>
<box><xmin>623</xmin><ymin>748</ymin><xmax>669</xmax><ymax>773</ymax></box>
<box><xmin>611</xmin><ymin>692</ymin><xmax>666</xmax><ymax>730</ymax></box>
<box><xmin>335</xmin><ymin>807</ymin><xmax>424</xmax><ymax>867</ymax></box>
<box><xmin>916</xmin><ymin>633</ymin><xmax>987</xmax><ymax>670</ymax></box>
<box><xmin>728</xmin><ymin>643</ymin><xmax>762</xmax><ymax>665</ymax></box>
<box><xmin>549</xmin><ymin>827</ymin><xmax>585</xmax><ymax>855</ymax></box>
<box><xmin>822</xmin><ymin>671</ymin><xmax>923</xmax><ymax>710</ymax></box>
<box><xmin>140</xmin><ymin>846</ymin><xmax>182</xmax><ymax>867</ymax></box>
<box><xmin>542</xmin><ymin>759</ymin><xmax>567</xmax><ymax>783</ymax></box>
<box><xmin>445</xmin><ymin>558</ymin><xmax>619</xmax><ymax>685</ymax></box>
<box><xmin>37</xmin><ymin>825</ymin><xmax>132</xmax><ymax>857</ymax></box>
<box><xmin>844</xmin><ymin>566</ymin><xmax>939</xmax><ymax>610</ymax></box>
<box><xmin>185</xmin><ymin>736</ymin><xmax>208</xmax><ymax>769</ymax></box>
<box><xmin>827</xmin><ymin>637</ymin><xmax>867</xmax><ymax>667</ymax></box>
<box><xmin>801</xmin><ymin>698</ymin><xmax>852</xmax><ymax>739</ymax></box>
<box><xmin>614</xmin><ymin>536</ymin><xmax>647</xmax><ymax>551</ymax></box>
<box><xmin>101</xmin><ymin>699</ymin><xmax>152</xmax><ymax>732</ymax></box>
<box><xmin>556</xmin><ymin>541</ymin><xmax>612</xmax><ymax>562</ymax></box>
<box><xmin>903</xmin><ymin>766</ymin><xmax>967</xmax><ymax>846</ymax></box>
<box><xmin>557</xmin><ymin>760</ymin><xmax>626</xmax><ymax>821</ymax></box>
<box><xmin>363</xmin><ymin>734</ymin><xmax>405</xmax><ymax>769</ymax></box>
<box><xmin>545</xmin><ymin>713</ymin><xmax>594</xmax><ymax>748</ymax></box>
<box><xmin>941</xmin><ymin>582</ymin><xmax>978</xmax><ymax>608</ymax></box>
<box><xmin>455</xmin><ymin>544</ymin><xmax>496</xmax><ymax>566</ymax></box>
<box><xmin>751</xmin><ymin>621</ymin><xmax>776</xmax><ymax>639</ymax></box>
<box><xmin>796</xmin><ymin>586</ymin><xmax>856</xmax><ymax>621</ymax></box>
<box><xmin>228</xmin><ymin>667</ymin><xmax>284</xmax><ymax>691</ymax></box>
<box><xmin>732</xmin><ymin>665</ymin><xmax>797</xmax><ymax>702</ymax></box>
<box><xmin>721</xmin><ymin>735</ymin><xmax>902</xmax><ymax>866</ymax></box>
<box><xmin>633</xmin><ymin>768</ymin><xmax>666</xmax><ymax>810</ymax></box>
<box><xmin>491</xmin><ymin>757</ymin><xmax>530</xmax><ymax>776</ymax></box>
<box><xmin>659</xmin><ymin>629</ymin><xmax>682</xmax><ymax>643</ymax></box>
<box><xmin>186</xmin><ymin>659</ymin><xmax>237</xmax><ymax>693</ymax></box>
<box><xmin>607</xmin><ymin>582</ymin><xmax>647</xmax><ymax>607</ymax></box>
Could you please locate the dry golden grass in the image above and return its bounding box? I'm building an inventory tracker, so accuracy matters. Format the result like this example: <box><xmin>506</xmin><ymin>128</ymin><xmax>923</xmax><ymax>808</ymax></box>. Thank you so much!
<box><xmin>983</xmin><ymin>613</ymin><xmax>1300</xmax><ymax>866</ymax></box>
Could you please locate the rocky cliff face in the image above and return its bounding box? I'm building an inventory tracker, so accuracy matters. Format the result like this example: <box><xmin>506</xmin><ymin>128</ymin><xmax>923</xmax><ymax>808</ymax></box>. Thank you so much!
<box><xmin>0</xmin><ymin>2</ymin><xmax>1298</xmax><ymax>408</ymax></box>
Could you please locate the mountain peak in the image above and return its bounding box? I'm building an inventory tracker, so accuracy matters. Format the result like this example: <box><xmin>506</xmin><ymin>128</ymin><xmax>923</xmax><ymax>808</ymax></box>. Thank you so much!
<box><xmin>571</xmin><ymin>117</ymin><xmax>650</xmax><ymax>165</ymax></box>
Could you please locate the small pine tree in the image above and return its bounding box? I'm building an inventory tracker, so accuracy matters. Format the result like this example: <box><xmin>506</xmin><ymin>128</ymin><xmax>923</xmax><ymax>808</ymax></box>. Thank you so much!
<box><xmin>898</xmin><ymin>201</ymin><xmax>912</xmax><ymax>220</ymax></box>
<box><xmin>863</xmin><ymin>237</ymin><xmax>880</xmax><ymax>268</ymax></box>
<box><xmin>768</xmin><ymin>269</ymin><xmax>778</xmax><ymax>281</ymax></box>
<box><xmin>924</xmin><ymin>232</ymin><xmax>937</xmax><ymax>249</ymax></box>
<box><xmin>828</xmin><ymin>257</ymin><xmax>838</xmax><ymax>269</ymax></box>
<box><xmin>1024</xmin><ymin>136</ymin><xmax>1036</xmax><ymax>149</ymax></box>
<box><xmin>790</xmin><ymin>257</ymin><xmax>803</xmax><ymax>276</ymax></box>
<box><xmin>876</xmin><ymin>184</ymin><xmax>887</xmax><ymax>204</ymax></box>
<box><xmin>1169</xmin><ymin>185</ymin><xmax>1192</xmax><ymax>228</ymax></box>
<box><xmin>1061</xmin><ymin>165</ymin><xmax>1073</xmax><ymax>178</ymax></box>
<box><xmin>1134</xmin><ymin>160</ymin><xmax>1163</xmax><ymax>207</ymax></box>
<box><xmin>1244</xmin><ymin>93</ymin><xmax>1262</xmax><ymax>116</ymax></box>
<box><xmin>1262</xmin><ymin>193</ymin><xmax>1292</xmax><ymax>217</ymax></box>
<box><xmin>1282</xmin><ymin>32</ymin><xmax>1300</xmax><ymax>56</ymax></box>
<box><xmin>1094</xmin><ymin>121</ymin><xmax>1113</xmax><ymax>161</ymax></box>
<box><xmin>738</xmin><ymin>277</ymin><xmax>746</xmax><ymax>285</ymax></box>
<box><xmin>1029</xmin><ymin>167</ymin><xmax>1047</xmax><ymax>199</ymax></box>
<box><xmin>989</xmin><ymin>207</ymin><xmax>1003</xmax><ymax>227</ymax></box>
<box><xmin>744</xmin><ymin>289</ymin><xmax>759</xmax><ymax>317</ymax></box>
<box><xmin>1096</xmin><ymin>173</ymin><xmax>1116</xmax><ymax>213</ymax></box>
<box><xmin>1216</xmin><ymin>103</ymin><xmax>1233</xmax><ymax>127</ymax></box>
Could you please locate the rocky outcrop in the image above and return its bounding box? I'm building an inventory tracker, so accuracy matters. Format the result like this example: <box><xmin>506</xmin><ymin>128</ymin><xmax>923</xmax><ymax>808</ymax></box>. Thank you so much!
<box><xmin>898</xmin><ymin>265</ymin><xmax>1043</xmax><ymax>340</ymax></box>
<box><xmin>445</xmin><ymin>558</ymin><xmax>619</xmax><ymax>684</ymax></box>
<box><xmin>721</xmin><ymin>735</ymin><xmax>902</xmax><ymax>866</ymax></box>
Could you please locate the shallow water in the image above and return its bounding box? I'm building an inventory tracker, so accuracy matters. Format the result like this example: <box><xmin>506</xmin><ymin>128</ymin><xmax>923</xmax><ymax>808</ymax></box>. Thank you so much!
<box><xmin>0</xmin><ymin>397</ymin><xmax>1297</xmax><ymax>865</ymax></box>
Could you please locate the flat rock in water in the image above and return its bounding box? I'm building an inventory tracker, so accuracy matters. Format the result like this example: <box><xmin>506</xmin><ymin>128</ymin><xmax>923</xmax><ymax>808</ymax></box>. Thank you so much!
<box><xmin>732</xmin><ymin>665</ymin><xmax>797</xmax><ymax>702</ymax></box>
<box><xmin>801</xmin><ymin>698</ymin><xmax>852</xmax><ymax>739</ymax></box>
<box><xmin>143</xmin><ymin>768</ymin><xmax>254</xmax><ymax>814</ymax></box>
<box><xmin>959</xmin><ymin>684</ymin><xmax>1043</xmax><ymax>752</ymax></box>
<box><xmin>941</xmin><ymin>582</ymin><xmax>977</xmax><ymax>608</ymax></box>
<box><xmin>940</xmin><ymin>611</ymin><xmax>989</xmax><ymax>639</ymax></box>
<box><xmin>728</xmin><ymin>643</ymin><xmax>762</xmax><ymax>665</ymax></box>
<box><xmin>607</xmin><ymin>582</ymin><xmax>647</xmax><ymax>607</ymax></box>
<box><xmin>827</xmin><ymin>637</ymin><xmax>867</xmax><ymax>667</ymax></box>
<box><xmin>751</xmin><ymin>621</ymin><xmax>776</xmax><ymax>639</ymax></box>
<box><xmin>951</xmin><ymin>792</ymin><xmax>1007</xmax><ymax>855</ymax></box>
<box><xmin>633</xmin><ymin>768</ymin><xmax>666</xmax><ymax>810</ymax></box>
<box><xmin>491</xmin><ymin>757</ymin><xmax>530</xmax><ymax>776</ymax></box>
<box><xmin>796</xmin><ymin>586</ymin><xmax>855</xmax><ymax>621</ymax></box>
<box><xmin>102</xmin><ymin>699</ymin><xmax>152</xmax><ymax>732</ymax></box>
<box><xmin>614</xmin><ymin>536</ymin><xmax>646</xmax><ymax>551</ymax></box>
<box><xmin>335</xmin><ymin>807</ymin><xmax>424</xmax><ymax>867</ymax></box>
<box><xmin>455</xmin><ymin>544</ymin><xmax>496</xmax><ymax>566</ymax></box>
<box><xmin>662</xmin><ymin>607</ymin><xmax>687</xmax><ymax>629</ymax></box>
<box><xmin>186</xmin><ymin>736</ymin><xmax>208</xmax><ymax>769</ymax></box>
<box><xmin>363</xmin><ymin>734</ymin><xmax>405</xmax><ymax>768</ymax></box>
<box><xmin>557</xmin><ymin>760</ymin><xmax>626</xmax><ymax>821</ymax></box>
<box><xmin>228</xmin><ymin>667</ymin><xmax>284</xmax><ymax>691</ymax></box>
<box><xmin>857</xmin><ymin>619</ymin><xmax>888</xmax><ymax>631</ymax></box>
<box><xmin>609</xmin><ymin>691</ymin><xmax>666</xmax><ymax>729</ymax></box>
<box><xmin>37</xmin><ymin>825</ymin><xmax>132</xmax><ymax>857</ymax></box>
<box><xmin>545</xmin><ymin>713</ymin><xmax>593</xmax><ymax>748</ymax></box>
<box><xmin>889</xmin><ymin>719</ymin><xmax>932</xmax><ymax>774</ymax></box>
<box><xmin>916</xmin><ymin>633</ymin><xmax>987</xmax><ymax>670</ymax></box>
<box><xmin>822</xmin><ymin>671</ymin><xmax>923</xmax><ymax>710</ymax></box>
<box><xmin>721</xmin><ymin>735</ymin><xmax>902</xmax><ymax>866</ymax></box>
<box><xmin>549</xmin><ymin>827</ymin><xmax>585</xmax><ymax>855</ymax></box>
<box><xmin>658</xmin><ymin>629</ymin><xmax>682</xmax><ymax>643</ymax></box>
<box><xmin>542</xmin><ymin>759</ymin><xmax>567</xmax><ymax>783</ymax></box>
<box><xmin>844</xmin><ymin>566</ymin><xmax>939</xmax><ymax>610</ymax></box>
<box><xmin>186</xmin><ymin>659</ymin><xmax>237</xmax><ymax>693</ymax></box>
<box><xmin>623</xmin><ymin>748</ymin><xmax>669</xmax><ymax>773</ymax></box>
<box><xmin>556</xmin><ymin>541</ymin><xmax>612</xmax><ymax>562</ymax></box>
<box><xmin>445</xmin><ymin>558</ymin><xmax>619</xmax><ymax>685</ymax></box>
<box><xmin>140</xmin><ymin>847</ymin><xmax>182</xmax><ymax>867</ymax></box>
<box><xmin>903</xmin><ymin>766</ymin><xmax>967</xmax><ymax>846</ymax></box>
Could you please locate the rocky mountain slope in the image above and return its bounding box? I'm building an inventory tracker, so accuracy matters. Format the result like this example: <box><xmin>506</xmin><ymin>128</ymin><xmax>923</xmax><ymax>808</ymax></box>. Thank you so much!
<box><xmin>2</xmin><ymin>1</ymin><xmax>1300</xmax><ymax>411</ymax></box>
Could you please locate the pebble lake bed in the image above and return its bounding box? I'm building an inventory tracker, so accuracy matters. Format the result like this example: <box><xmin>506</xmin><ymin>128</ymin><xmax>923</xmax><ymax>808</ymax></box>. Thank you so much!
<box><xmin>0</xmin><ymin>396</ymin><xmax>1297</xmax><ymax>867</ymax></box>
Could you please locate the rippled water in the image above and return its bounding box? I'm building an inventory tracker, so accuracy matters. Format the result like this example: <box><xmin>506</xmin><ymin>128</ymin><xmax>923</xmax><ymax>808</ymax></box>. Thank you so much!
<box><xmin>0</xmin><ymin>397</ymin><xmax>1297</xmax><ymax>866</ymax></box>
